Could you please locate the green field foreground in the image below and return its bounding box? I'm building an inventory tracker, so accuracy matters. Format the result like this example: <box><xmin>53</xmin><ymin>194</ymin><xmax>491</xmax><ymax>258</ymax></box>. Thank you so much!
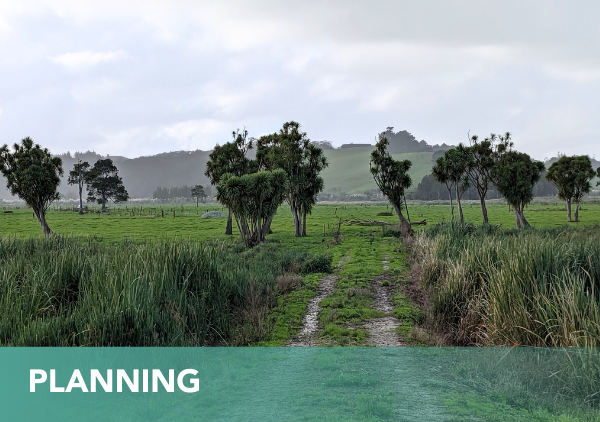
<box><xmin>2</xmin><ymin>201</ymin><xmax>600</xmax><ymax>241</ymax></box>
<box><xmin>1</xmin><ymin>201</ymin><xmax>600</xmax><ymax>420</ymax></box>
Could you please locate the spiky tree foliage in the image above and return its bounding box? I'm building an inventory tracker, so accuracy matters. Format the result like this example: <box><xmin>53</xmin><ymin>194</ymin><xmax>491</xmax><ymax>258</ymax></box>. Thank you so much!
<box><xmin>431</xmin><ymin>156</ymin><xmax>456</xmax><ymax>221</ymax></box>
<box><xmin>296</xmin><ymin>144</ymin><xmax>327</xmax><ymax>236</ymax></box>
<box><xmin>546</xmin><ymin>155</ymin><xmax>595</xmax><ymax>222</ymax></box>
<box><xmin>85</xmin><ymin>158</ymin><xmax>129</xmax><ymax>210</ymax></box>
<box><xmin>571</xmin><ymin>156</ymin><xmax>596</xmax><ymax>222</ymax></box>
<box><xmin>370</xmin><ymin>135</ymin><xmax>413</xmax><ymax>236</ymax></box>
<box><xmin>216</xmin><ymin>170</ymin><xmax>287</xmax><ymax>247</ymax></box>
<box><xmin>464</xmin><ymin>132</ymin><xmax>512</xmax><ymax>224</ymax></box>
<box><xmin>546</xmin><ymin>156</ymin><xmax>577</xmax><ymax>222</ymax></box>
<box><xmin>67</xmin><ymin>159</ymin><xmax>90</xmax><ymax>214</ymax></box>
<box><xmin>191</xmin><ymin>185</ymin><xmax>206</xmax><ymax>207</ymax></box>
<box><xmin>205</xmin><ymin>129</ymin><xmax>255</xmax><ymax>235</ymax></box>
<box><xmin>434</xmin><ymin>145</ymin><xmax>471</xmax><ymax>223</ymax></box>
<box><xmin>0</xmin><ymin>137</ymin><xmax>63</xmax><ymax>236</ymax></box>
<box><xmin>255</xmin><ymin>122</ymin><xmax>328</xmax><ymax>237</ymax></box>
<box><xmin>492</xmin><ymin>151</ymin><xmax>545</xmax><ymax>229</ymax></box>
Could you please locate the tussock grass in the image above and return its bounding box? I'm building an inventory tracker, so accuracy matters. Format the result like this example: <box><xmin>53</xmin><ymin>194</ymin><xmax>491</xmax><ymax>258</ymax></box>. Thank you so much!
<box><xmin>416</xmin><ymin>220</ymin><xmax>600</xmax><ymax>413</ymax></box>
<box><xmin>415</xmin><ymin>223</ymin><xmax>600</xmax><ymax>347</ymax></box>
<box><xmin>0</xmin><ymin>236</ymin><xmax>330</xmax><ymax>346</ymax></box>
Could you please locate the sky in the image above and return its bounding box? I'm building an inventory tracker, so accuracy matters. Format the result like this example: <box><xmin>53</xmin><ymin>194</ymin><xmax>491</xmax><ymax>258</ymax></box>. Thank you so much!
<box><xmin>1</xmin><ymin>0</ymin><xmax>599</xmax><ymax>160</ymax></box>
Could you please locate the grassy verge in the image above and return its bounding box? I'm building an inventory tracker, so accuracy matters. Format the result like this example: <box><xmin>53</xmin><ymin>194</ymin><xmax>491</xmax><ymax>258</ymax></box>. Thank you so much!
<box><xmin>391</xmin><ymin>289</ymin><xmax>427</xmax><ymax>344</ymax></box>
<box><xmin>254</xmin><ymin>273</ymin><xmax>321</xmax><ymax>346</ymax></box>
<box><xmin>423</xmin><ymin>347</ymin><xmax>600</xmax><ymax>421</ymax></box>
<box><xmin>415</xmin><ymin>222</ymin><xmax>600</xmax><ymax>348</ymax></box>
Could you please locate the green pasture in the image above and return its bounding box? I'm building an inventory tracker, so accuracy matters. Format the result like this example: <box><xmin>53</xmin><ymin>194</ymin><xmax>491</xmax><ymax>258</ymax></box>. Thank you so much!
<box><xmin>2</xmin><ymin>200</ymin><xmax>600</xmax><ymax>242</ymax></box>
<box><xmin>321</xmin><ymin>147</ymin><xmax>434</xmax><ymax>194</ymax></box>
<box><xmin>2</xmin><ymin>201</ymin><xmax>600</xmax><ymax>419</ymax></box>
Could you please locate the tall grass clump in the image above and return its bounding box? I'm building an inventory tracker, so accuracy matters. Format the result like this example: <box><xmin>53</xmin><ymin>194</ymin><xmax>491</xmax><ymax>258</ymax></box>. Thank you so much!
<box><xmin>442</xmin><ymin>347</ymin><xmax>600</xmax><ymax>412</ymax></box>
<box><xmin>0</xmin><ymin>237</ymin><xmax>331</xmax><ymax>346</ymax></box>
<box><xmin>415</xmin><ymin>222</ymin><xmax>600</xmax><ymax>347</ymax></box>
<box><xmin>415</xmin><ymin>223</ymin><xmax>600</xmax><ymax>411</ymax></box>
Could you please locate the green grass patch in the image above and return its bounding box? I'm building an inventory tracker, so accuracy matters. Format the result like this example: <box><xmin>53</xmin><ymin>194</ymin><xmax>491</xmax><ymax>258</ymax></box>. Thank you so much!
<box><xmin>321</xmin><ymin>323</ymin><xmax>368</xmax><ymax>345</ymax></box>
<box><xmin>392</xmin><ymin>292</ymin><xmax>426</xmax><ymax>340</ymax></box>
<box><xmin>255</xmin><ymin>273</ymin><xmax>321</xmax><ymax>346</ymax></box>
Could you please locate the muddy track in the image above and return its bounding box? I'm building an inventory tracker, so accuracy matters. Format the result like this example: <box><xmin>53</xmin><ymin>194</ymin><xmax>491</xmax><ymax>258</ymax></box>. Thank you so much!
<box><xmin>287</xmin><ymin>255</ymin><xmax>350</xmax><ymax>347</ymax></box>
<box><xmin>364</xmin><ymin>255</ymin><xmax>405</xmax><ymax>347</ymax></box>
<box><xmin>287</xmin><ymin>274</ymin><xmax>338</xmax><ymax>347</ymax></box>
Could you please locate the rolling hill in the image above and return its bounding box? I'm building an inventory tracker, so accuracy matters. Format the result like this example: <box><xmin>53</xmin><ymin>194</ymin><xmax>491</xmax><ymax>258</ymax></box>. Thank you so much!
<box><xmin>0</xmin><ymin>147</ymin><xmax>437</xmax><ymax>200</ymax></box>
<box><xmin>0</xmin><ymin>129</ymin><xmax>446</xmax><ymax>200</ymax></box>
<box><xmin>321</xmin><ymin>147</ymin><xmax>434</xmax><ymax>194</ymax></box>
<box><xmin>5</xmin><ymin>130</ymin><xmax>594</xmax><ymax>200</ymax></box>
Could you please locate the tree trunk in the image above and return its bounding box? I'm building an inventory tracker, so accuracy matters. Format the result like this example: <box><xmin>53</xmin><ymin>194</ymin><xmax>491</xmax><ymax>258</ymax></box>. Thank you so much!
<box><xmin>447</xmin><ymin>188</ymin><xmax>454</xmax><ymax>221</ymax></box>
<box><xmin>78</xmin><ymin>184</ymin><xmax>83</xmax><ymax>215</ymax></box>
<box><xmin>479</xmin><ymin>196</ymin><xmax>489</xmax><ymax>224</ymax></box>
<box><xmin>574</xmin><ymin>201</ymin><xmax>580</xmax><ymax>222</ymax></box>
<box><xmin>513</xmin><ymin>206</ymin><xmax>522</xmax><ymax>229</ymax></box>
<box><xmin>393</xmin><ymin>203</ymin><xmax>413</xmax><ymax>237</ymax></box>
<box><xmin>566</xmin><ymin>198</ymin><xmax>572</xmax><ymax>222</ymax></box>
<box><xmin>455</xmin><ymin>184</ymin><xmax>464</xmax><ymax>223</ymax></box>
<box><xmin>302</xmin><ymin>212</ymin><xmax>307</xmax><ymax>237</ymax></box>
<box><xmin>519</xmin><ymin>205</ymin><xmax>530</xmax><ymax>227</ymax></box>
<box><xmin>101</xmin><ymin>195</ymin><xmax>106</xmax><ymax>211</ymax></box>
<box><xmin>262</xmin><ymin>214</ymin><xmax>275</xmax><ymax>238</ymax></box>
<box><xmin>196</xmin><ymin>197</ymin><xmax>199</xmax><ymax>207</ymax></box>
<box><xmin>225</xmin><ymin>208</ymin><xmax>233</xmax><ymax>235</ymax></box>
<box><xmin>290</xmin><ymin>203</ymin><xmax>301</xmax><ymax>237</ymax></box>
<box><xmin>34</xmin><ymin>210</ymin><xmax>52</xmax><ymax>237</ymax></box>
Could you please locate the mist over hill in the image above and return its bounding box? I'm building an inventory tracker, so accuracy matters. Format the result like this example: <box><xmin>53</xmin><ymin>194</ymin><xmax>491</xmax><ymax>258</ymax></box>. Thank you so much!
<box><xmin>3</xmin><ymin>131</ymin><xmax>591</xmax><ymax>201</ymax></box>
<box><xmin>0</xmin><ymin>150</ymin><xmax>212</xmax><ymax>200</ymax></box>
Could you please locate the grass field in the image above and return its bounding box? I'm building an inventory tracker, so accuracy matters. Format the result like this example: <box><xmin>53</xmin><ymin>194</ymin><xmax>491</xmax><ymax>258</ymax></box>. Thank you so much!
<box><xmin>321</xmin><ymin>147</ymin><xmax>434</xmax><ymax>194</ymax></box>
<box><xmin>2</xmin><ymin>200</ymin><xmax>600</xmax><ymax>419</ymax></box>
<box><xmin>2</xmin><ymin>200</ymin><xmax>600</xmax><ymax>241</ymax></box>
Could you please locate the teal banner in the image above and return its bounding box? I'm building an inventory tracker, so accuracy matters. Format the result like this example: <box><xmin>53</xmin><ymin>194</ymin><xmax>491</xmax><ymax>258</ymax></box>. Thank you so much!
<box><xmin>1</xmin><ymin>348</ymin><xmax>598</xmax><ymax>421</ymax></box>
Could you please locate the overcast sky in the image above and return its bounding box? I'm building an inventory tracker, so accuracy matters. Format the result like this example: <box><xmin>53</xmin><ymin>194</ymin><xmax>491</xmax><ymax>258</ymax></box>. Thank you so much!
<box><xmin>1</xmin><ymin>1</ymin><xmax>599</xmax><ymax>160</ymax></box>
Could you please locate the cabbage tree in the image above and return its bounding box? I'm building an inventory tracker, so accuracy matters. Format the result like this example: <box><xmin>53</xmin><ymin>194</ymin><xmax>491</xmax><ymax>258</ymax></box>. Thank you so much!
<box><xmin>0</xmin><ymin>137</ymin><xmax>63</xmax><ymax>236</ymax></box>
<box><xmin>370</xmin><ymin>135</ymin><xmax>412</xmax><ymax>236</ymax></box>
<box><xmin>493</xmin><ymin>151</ymin><xmax>544</xmax><ymax>228</ymax></box>
<box><xmin>217</xmin><ymin>170</ymin><xmax>287</xmax><ymax>247</ymax></box>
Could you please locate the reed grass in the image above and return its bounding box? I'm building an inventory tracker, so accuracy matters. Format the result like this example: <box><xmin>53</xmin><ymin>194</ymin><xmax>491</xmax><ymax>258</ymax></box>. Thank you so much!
<box><xmin>415</xmin><ymin>223</ymin><xmax>600</xmax><ymax>347</ymax></box>
<box><xmin>415</xmin><ymin>223</ymin><xmax>600</xmax><ymax>411</ymax></box>
<box><xmin>0</xmin><ymin>236</ymin><xmax>330</xmax><ymax>346</ymax></box>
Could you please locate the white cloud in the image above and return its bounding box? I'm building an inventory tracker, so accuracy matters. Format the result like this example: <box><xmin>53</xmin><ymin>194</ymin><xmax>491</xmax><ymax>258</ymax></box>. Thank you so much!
<box><xmin>0</xmin><ymin>0</ymin><xmax>599</xmax><ymax>160</ymax></box>
<box><xmin>94</xmin><ymin>127</ymin><xmax>152</xmax><ymax>157</ymax></box>
<box><xmin>50</xmin><ymin>50</ymin><xmax>126</xmax><ymax>70</ymax></box>
<box><xmin>359</xmin><ymin>87</ymin><xmax>402</xmax><ymax>113</ymax></box>
<box><xmin>508</xmin><ymin>107</ymin><xmax>523</xmax><ymax>117</ymax></box>
<box><xmin>543</xmin><ymin>64</ymin><xmax>600</xmax><ymax>83</ymax></box>
<box><xmin>161</xmin><ymin>119</ymin><xmax>229</xmax><ymax>151</ymax></box>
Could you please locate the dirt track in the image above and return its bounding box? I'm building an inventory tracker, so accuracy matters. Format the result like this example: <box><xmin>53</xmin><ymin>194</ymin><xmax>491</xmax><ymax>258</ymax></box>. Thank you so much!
<box><xmin>287</xmin><ymin>274</ymin><xmax>338</xmax><ymax>347</ymax></box>
<box><xmin>364</xmin><ymin>256</ymin><xmax>405</xmax><ymax>347</ymax></box>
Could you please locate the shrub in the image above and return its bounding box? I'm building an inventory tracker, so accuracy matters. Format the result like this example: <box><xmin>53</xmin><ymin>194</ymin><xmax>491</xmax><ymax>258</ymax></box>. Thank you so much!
<box><xmin>382</xmin><ymin>226</ymin><xmax>401</xmax><ymax>238</ymax></box>
<box><xmin>275</xmin><ymin>273</ymin><xmax>304</xmax><ymax>293</ymax></box>
<box><xmin>301</xmin><ymin>254</ymin><xmax>333</xmax><ymax>274</ymax></box>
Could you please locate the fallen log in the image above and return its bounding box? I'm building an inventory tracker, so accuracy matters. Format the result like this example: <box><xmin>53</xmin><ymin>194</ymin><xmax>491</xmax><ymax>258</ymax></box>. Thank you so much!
<box><xmin>342</xmin><ymin>219</ymin><xmax>388</xmax><ymax>226</ymax></box>
<box><xmin>342</xmin><ymin>218</ymin><xmax>426</xmax><ymax>227</ymax></box>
